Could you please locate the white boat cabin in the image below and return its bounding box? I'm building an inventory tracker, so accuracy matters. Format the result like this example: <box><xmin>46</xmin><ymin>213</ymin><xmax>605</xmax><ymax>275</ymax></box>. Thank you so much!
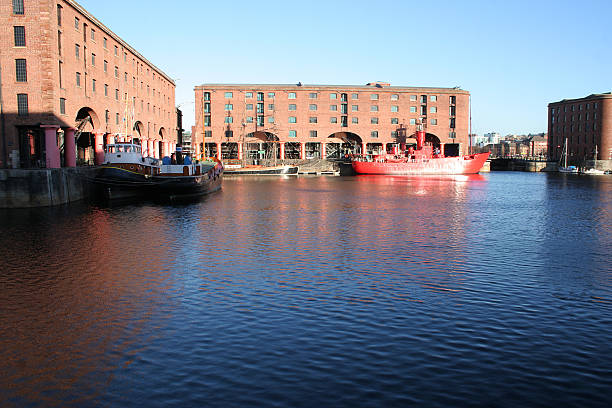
<box><xmin>104</xmin><ymin>142</ymin><xmax>159</xmax><ymax>167</ymax></box>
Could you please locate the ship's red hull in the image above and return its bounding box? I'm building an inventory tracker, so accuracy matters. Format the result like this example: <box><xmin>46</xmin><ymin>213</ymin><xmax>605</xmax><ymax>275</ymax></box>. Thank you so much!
<box><xmin>352</xmin><ymin>152</ymin><xmax>490</xmax><ymax>175</ymax></box>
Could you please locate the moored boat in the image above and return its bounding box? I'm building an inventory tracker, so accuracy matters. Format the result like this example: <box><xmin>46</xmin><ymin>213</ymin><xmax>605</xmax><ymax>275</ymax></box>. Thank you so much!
<box><xmin>95</xmin><ymin>141</ymin><xmax>160</xmax><ymax>200</ymax></box>
<box><xmin>224</xmin><ymin>164</ymin><xmax>298</xmax><ymax>175</ymax></box>
<box><xmin>558</xmin><ymin>138</ymin><xmax>579</xmax><ymax>174</ymax></box>
<box><xmin>352</xmin><ymin>126</ymin><xmax>489</xmax><ymax>175</ymax></box>
<box><xmin>95</xmin><ymin>141</ymin><xmax>223</xmax><ymax>200</ymax></box>
<box><xmin>153</xmin><ymin>156</ymin><xmax>223</xmax><ymax>198</ymax></box>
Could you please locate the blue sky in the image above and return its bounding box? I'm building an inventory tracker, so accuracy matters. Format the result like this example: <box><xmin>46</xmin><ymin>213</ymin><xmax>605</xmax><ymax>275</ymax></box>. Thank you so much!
<box><xmin>78</xmin><ymin>0</ymin><xmax>611</xmax><ymax>135</ymax></box>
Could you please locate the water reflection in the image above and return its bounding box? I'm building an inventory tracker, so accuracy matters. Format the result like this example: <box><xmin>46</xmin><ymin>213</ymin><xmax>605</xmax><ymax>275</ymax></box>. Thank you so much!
<box><xmin>1</xmin><ymin>173</ymin><xmax>611</xmax><ymax>407</ymax></box>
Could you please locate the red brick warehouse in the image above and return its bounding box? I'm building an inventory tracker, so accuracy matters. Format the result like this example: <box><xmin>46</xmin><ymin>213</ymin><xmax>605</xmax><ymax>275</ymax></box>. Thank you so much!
<box><xmin>193</xmin><ymin>83</ymin><xmax>470</xmax><ymax>161</ymax></box>
<box><xmin>0</xmin><ymin>0</ymin><xmax>177</xmax><ymax>169</ymax></box>
<box><xmin>547</xmin><ymin>92</ymin><xmax>612</xmax><ymax>164</ymax></box>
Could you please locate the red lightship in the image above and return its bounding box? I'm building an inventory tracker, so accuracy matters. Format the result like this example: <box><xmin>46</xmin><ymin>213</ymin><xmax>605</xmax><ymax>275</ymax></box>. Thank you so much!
<box><xmin>352</xmin><ymin>126</ymin><xmax>489</xmax><ymax>175</ymax></box>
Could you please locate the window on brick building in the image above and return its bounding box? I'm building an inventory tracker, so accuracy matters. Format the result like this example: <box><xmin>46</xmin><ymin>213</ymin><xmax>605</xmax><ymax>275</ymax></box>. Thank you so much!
<box><xmin>224</xmin><ymin>117</ymin><xmax>233</xmax><ymax>124</ymax></box>
<box><xmin>289</xmin><ymin>116</ymin><xmax>297</xmax><ymax>123</ymax></box>
<box><xmin>246</xmin><ymin>103</ymin><xmax>253</xmax><ymax>111</ymax></box>
<box><xmin>352</xmin><ymin>93</ymin><xmax>358</xmax><ymax>100</ymax></box>
<box><xmin>75</xmin><ymin>44</ymin><xmax>80</xmax><ymax>58</ymax></box>
<box><xmin>352</xmin><ymin>105</ymin><xmax>358</xmax><ymax>111</ymax></box>
<box><xmin>391</xmin><ymin>118</ymin><xmax>398</xmax><ymax>124</ymax></box>
<box><xmin>245</xmin><ymin>92</ymin><xmax>253</xmax><ymax>98</ymax></box>
<box><xmin>430</xmin><ymin>95</ymin><xmax>437</xmax><ymax>102</ymax></box>
<box><xmin>91</xmin><ymin>29</ymin><xmax>95</xmax><ymax>41</ymax></box>
<box><xmin>391</xmin><ymin>94</ymin><xmax>399</xmax><ymax>101</ymax></box>
<box><xmin>268</xmin><ymin>117</ymin><xmax>275</xmax><ymax>124</ymax></box>
<box><xmin>309</xmin><ymin>93</ymin><xmax>317</xmax><ymax>99</ymax></box>
<box><xmin>391</xmin><ymin>105</ymin><xmax>399</xmax><ymax>112</ymax></box>
<box><xmin>371</xmin><ymin>94</ymin><xmax>379</xmax><ymax>100</ymax></box>
<box><xmin>431</xmin><ymin>118</ymin><xmax>437</xmax><ymax>125</ymax></box>
<box><xmin>430</xmin><ymin>106</ymin><xmax>437</xmax><ymax>113</ymax></box>
<box><xmin>74</xmin><ymin>17</ymin><xmax>79</xmax><ymax>29</ymax></box>
<box><xmin>410</xmin><ymin>119</ymin><xmax>416</xmax><ymax>125</ymax></box>
<box><xmin>17</xmin><ymin>94</ymin><xmax>28</xmax><ymax>116</ymax></box>
<box><xmin>330</xmin><ymin>117</ymin><xmax>337</xmax><ymax>123</ymax></box>
<box><xmin>224</xmin><ymin>92</ymin><xmax>233</xmax><ymax>98</ymax></box>
<box><xmin>410</xmin><ymin>95</ymin><xmax>417</xmax><ymax>101</ymax></box>
<box><xmin>410</xmin><ymin>106</ymin><xmax>416</xmax><ymax>113</ymax></box>
<box><xmin>450</xmin><ymin>95</ymin><xmax>456</xmax><ymax>104</ymax></box>
<box><xmin>14</xmin><ymin>26</ymin><xmax>25</xmax><ymax>47</ymax></box>
<box><xmin>268</xmin><ymin>92</ymin><xmax>275</xmax><ymax>98</ymax></box>
<box><xmin>310</xmin><ymin>130</ymin><xmax>318</xmax><ymax>138</ymax></box>
<box><xmin>450</xmin><ymin>118</ymin><xmax>456</xmax><ymax>128</ymax></box>
<box><xmin>421</xmin><ymin>95</ymin><xmax>427</xmax><ymax>103</ymax></box>
<box><xmin>268</xmin><ymin>104</ymin><xmax>275</xmax><ymax>110</ymax></box>
<box><xmin>114</xmin><ymin>66</ymin><xmax>118</xmax><ymax>78</ymax></box>
<box><xmin>371</xmin><ymin>117</ymin><xmax>378</xmax><ymax>124</ymax></box>
<box><xmin>115</xmin><ymin>89</ymin><xmax>119</xmax><ymax>100</ymax></box>
<box><xmin>204</xmin><ymin>115</ymin><xmax>211</xmax><ymax>126</ymax></box>
<box><xmin>116</xmin><ymin>113</ymin><xmax>120</xmax><ymax>124</ymax></box>
<box><xmin>371</xmin><ymin>105</ymin><xmax>378</xmax><ymax>112</ymax></box>
<box><xmin>309</xmin><ymin>117</ymin><xmax>317</xmax><ymax>124</ymax></box>
<box><xmin>288</xmin><ymin>92</ymin><xmax>296</xmax><ymax>99</ymax></box>
<box><xmin>330</xmin><ymin>93</ymin><xmax>337</xmax><ymax>100</ymax></box>
<box><xmin>289</xmin><ymin>130</ymin><xmax>297</xmax><ymax>137</ymax></box>
<box><xmin>60</xmin><ymin>98</ymin><xmax>66</xmax><ymax>114</ymax></box>
<box><xmin>15</xmin><ymin>59</ymin><xmax>27</xmax><ymax>82</ymax></box>
<box><xmin>92</xmin><ymin>79</ymin><xmax>96</xmax><ymax>92</ymax></box>
<box><xmin>114</xmin><ymin>45</ymin><xmax>118</xmax><ymax>56</ymax></box>
<box><xmin>309</xmin><ymin>104</ymin><xmax>317</xmax><ymax>111</ymax></box>
<box><xmin>91</xmin><ymin>53</ymin><xmax>95</xmax><ymax>66</ymax></box>
<box><xmin>371</xmin><ymin>131</ymin><xmax>378</xmax><ymax>138</ymax></box>
<box><xmin>75</xmin><ymin>72</ymin><xmax>81</xmax><ymax>87</ymax></box>
<box><xmin>13</xmin><ymin>0</ymin><xmax>24</xmax><ymax>14</ymax></box>
<box><xmin>352</xmin><ymin>117</ymin><xmax>358</xmax><ymax>124</ymax></box>
<box><xmin>224</xmin><ymin>104</ymin><xmax>233</xmax><ymax>111</ymax></box>
<box><xmin>289</xmin><ymin>104</ymin><xmax>297</xmax><ymax>111</ymax></box>
<box><xmin>205</xmin><ymin>131</ymin><xmax>212</xmax><ymax>138</ymax></box>
<box><xmin>330</xmin><ymin>105</ymin><xmax>337</xmax><ymax>111</ymax></box>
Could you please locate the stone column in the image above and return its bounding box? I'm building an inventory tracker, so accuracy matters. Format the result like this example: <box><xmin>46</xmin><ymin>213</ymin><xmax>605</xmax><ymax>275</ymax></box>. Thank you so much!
<box><xmin>238</xmin><ymin>142</ymin><xmax>243</xmax><ymax>160</ymax></box>
<box><xmin>321</xmin><ymin>143</ymin><xmax>326</xmax><ymax>159</ymax></box>
<box><xmin>216</xmin><ymin>142</ymin><xmax>222</xmax><ymax>160</ymax></box>
<box><xmin>362</xmin><ymin>142</ymin><xmax>367</xmax><ymax>156</ymax></box>
<box><xmin>92</xmin><ymin>133</ymin><xmax>104</xmax><ymax>165</ymax></box>
<box><xmin>141</xmin><ymin>139</ymin><xmax>147</xmax><ymax>157</ymax></box>
<box><xmin>64</xmin><ymin>128</ymin><xmax>76</xmax><ymax>168</ymax></box>
<box><xmin>148</xmin><ymin>140</ymin><xmax>155</xmax><ymax>158</ymax></box>
<box><xmin>41</xmin><ymin>126</ymin><xmax>60</xmax><ymax>168</ymax></box>
<box><xmin>106</xmin><ymin>134</ymin><xmax>115</xmax><ymax>146</ymax></box>
<box><xmin>280</xmin><ymin>142</ymin><xmax>285</xmax><ymax>160</ymax></box>
<box><xmin>439</xmin><ymin>142</ymin><xmax>445</xmax><ymax>157</ymax></box>
<box><xmin>300</xmin><ymin>142</ymin><xmax>306</xmax><ymax>160</ymax></box>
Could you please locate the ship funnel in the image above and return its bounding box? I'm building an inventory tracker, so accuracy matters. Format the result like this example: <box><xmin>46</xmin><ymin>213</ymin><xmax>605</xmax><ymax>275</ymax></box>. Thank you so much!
<box><xmin>416</xmin><ymin>123</ymin><xmax>425</xmax><ymax>150</ymax></box>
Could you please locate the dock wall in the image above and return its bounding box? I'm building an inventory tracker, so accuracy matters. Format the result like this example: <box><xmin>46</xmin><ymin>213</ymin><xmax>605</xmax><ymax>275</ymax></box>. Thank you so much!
<box><xmin>0</xmin><ymin>168</ymin><xmax>96</xmax><ymax>208</ymax></box>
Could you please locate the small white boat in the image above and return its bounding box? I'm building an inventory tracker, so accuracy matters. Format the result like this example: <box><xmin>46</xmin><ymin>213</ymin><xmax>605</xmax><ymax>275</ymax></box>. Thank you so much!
<box><xmin>580</xmin><ymin>146</ymin><xmax>606</xmax><ymax>175</ymax></box>
<box><xmin>558</xmin><ymin>138</ymin><xmax>579</xmax><ymax>174</ymax></box>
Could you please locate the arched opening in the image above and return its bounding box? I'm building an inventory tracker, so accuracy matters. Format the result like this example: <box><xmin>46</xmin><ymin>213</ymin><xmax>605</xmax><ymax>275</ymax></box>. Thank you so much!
<box><xmin>75</xmin><ymin>107</ymin><xmax>100</xmax><ymax>165</ymax></box>
<box><xmin>327</xmin><ymin>132</ymin><xmax>363</xmax><ymax>157</ymax></box>
<box><xmin>324</xmin><ymin>137</ymin><xmax>344</xmax><ymax>159</ymax></box>
<box><xmin>133</xmin><ymin>121</ymin><xmax>144</xmax><ymax>143</ymax></box>
<box><xmin>245</xmin><ymin>132</ymin><xmax>280</xmax><ymax>162</ymax></box>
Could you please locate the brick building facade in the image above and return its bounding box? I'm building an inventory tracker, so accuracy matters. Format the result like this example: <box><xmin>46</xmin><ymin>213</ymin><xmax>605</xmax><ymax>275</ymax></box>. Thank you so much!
<box><xmin>548</xmin><ymin>92</ymin><xmax>612</xmax><ymax>164</ymax></box>
<box><xmin>193</xmin><ymin>83</ymin><xmax>470</xmax><ymax>162</ymax></box>
<box><xmin>0</xmin><ymin>0</ymin><xmax>176</xmax><ymax>169</ymax></box>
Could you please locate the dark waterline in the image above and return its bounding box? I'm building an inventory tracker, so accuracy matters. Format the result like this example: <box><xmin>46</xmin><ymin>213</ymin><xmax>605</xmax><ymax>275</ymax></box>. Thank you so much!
<box><xmin>1</xmin><ymin>173</ymin><xmax>611</xmax><ymax>407</ymax></box>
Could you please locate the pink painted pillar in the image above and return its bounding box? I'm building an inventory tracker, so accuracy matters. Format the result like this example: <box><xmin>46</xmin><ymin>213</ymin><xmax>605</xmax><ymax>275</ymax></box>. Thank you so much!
<box><xmin>64</xmin><ymin>128</ymin><xmax>76</xmax><ymax>168</ymax></box>
<box><xmin>300</xmin><ymin>142</ymin><xmax>306</xmax><ymax>160</ymax></box>
<box><xmin>106</xmin><ymin>134</ymin><xmax>115</xmax><ymax>146</ymax></box>
<box><xmin>141</xmin><ymin>139</ymin><xmax>147</xmax><ymax>157</ymax></box>
<box><xmin>42</xmin><ymin>126</ymin><xmax>60</xmax><ymax>168</ymax></box>
<box><xmin>321</xmin><ymin>143</ymin><xmax>326</xmax><ymax>159</ymax></box>
<box><xmin>148</xmin><ymin>140</ymin><xmax>154</xmax><ymax>158</ymax></box>
<box><xmin>362</xmin><ymin>142</ymin><xmax>367</xmax><ymax>156</ymax></box>
<box><xmin>280</xmin><ymin>142</ymin><xmax>285</xmax><ymax>160</ymax></box>
<box><xmin>238</xmin><ymin>143</ymin><xmax>243</xmax><ymax>160</ymax></box>
<box><xmin>216</xmin><ymin>142</ymin><xmax>222</xmax><ymax>160</ymax></box>
<box><xmin>439</xmin><ymin>142</ymin><xmax>445</xmax><ymax>157</ymax></box>
<box><xmin>93</xmin><ymin>133</ymin><xmax>104</xmax><ymax>165</ymax></box>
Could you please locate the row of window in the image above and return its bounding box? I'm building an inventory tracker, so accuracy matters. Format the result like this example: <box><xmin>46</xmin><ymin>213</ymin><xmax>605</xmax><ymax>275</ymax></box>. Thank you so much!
<box><xmin>205</xmin><ymin>115</ymin><xmax>443</xmax><ymax>127</ymax></box>
<box><xmin>551</xmin><ymin>112</ymin><xmax>598</xmax><ymax>124</ymax></box>
<box><xmin>204</xmin><ymin>130</ymin><xmax>458</xmax><ymax>140</ymax></box>
<box><xmin>551</xmin><ymin>102</ymin><xmax>599</xmax><ymax>115</ymax></box>
<box><xmin>552</xmin><ymin>123</ymin><xmax>598</xmax><ymax>133</ymax></box>
<box><xmin>218</xmin><ymin>91</ymin><xmax>454</xmax><ymax>103</ymax></box>
<box><xmin>219</xmin><ymin>103</ymin><xmax>444</xmax><ymax>114</ymax></box>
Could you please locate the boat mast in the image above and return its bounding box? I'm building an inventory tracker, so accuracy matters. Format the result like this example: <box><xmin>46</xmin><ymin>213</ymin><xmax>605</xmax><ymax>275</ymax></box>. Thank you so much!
<box><xmin>469</xmin><ymin>94</ymin><xmax>472</xmax><ymax>155</ymax></box>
